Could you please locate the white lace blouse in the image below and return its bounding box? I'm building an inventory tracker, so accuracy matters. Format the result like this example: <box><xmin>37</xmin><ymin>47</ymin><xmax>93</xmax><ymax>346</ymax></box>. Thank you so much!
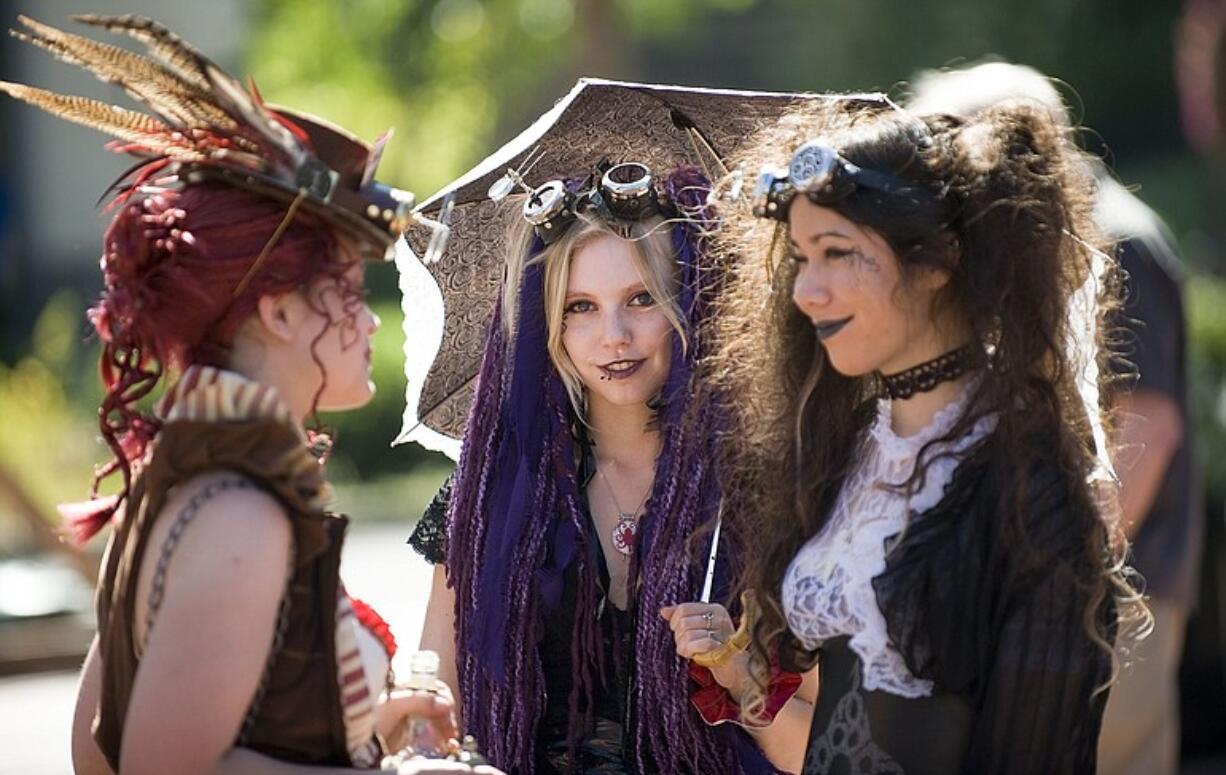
<box><xmin>782</xmin><ymin>388</ymin><xmax>993</xmax><ymax>698</ymax></box>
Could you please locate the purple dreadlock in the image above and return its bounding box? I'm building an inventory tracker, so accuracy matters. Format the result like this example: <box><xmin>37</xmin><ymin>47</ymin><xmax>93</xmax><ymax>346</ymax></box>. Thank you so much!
<box><xmin>444</xmin><ymin>167</ymin><xmax>766</xmax><ymax>774</ymax></box>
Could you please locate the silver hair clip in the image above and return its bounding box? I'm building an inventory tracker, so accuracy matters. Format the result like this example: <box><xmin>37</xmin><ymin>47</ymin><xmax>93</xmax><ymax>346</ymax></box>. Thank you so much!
<box><xmin>706</xmin><ymin>167</ymin><xmax>745</xmax><ymax>208</ymax></box>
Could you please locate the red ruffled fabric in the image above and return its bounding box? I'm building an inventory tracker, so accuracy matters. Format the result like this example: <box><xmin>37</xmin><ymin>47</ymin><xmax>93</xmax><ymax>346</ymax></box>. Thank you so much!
<box><xmin>688</xmin><ymin>660</ymin><xmax>802</xmax><ymax>727</ymax></box>
<box><xmin>349</xmin><ymin>596</ymin><xmax>397</xmax><ymax>660</ymax></box>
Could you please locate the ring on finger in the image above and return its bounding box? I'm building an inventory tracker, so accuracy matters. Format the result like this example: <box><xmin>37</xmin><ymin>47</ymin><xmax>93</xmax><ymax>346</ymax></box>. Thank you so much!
<box><xmin>702</xmin><ymin>611</ymin><xmax>714</xmax><ymax>626</ymax></box>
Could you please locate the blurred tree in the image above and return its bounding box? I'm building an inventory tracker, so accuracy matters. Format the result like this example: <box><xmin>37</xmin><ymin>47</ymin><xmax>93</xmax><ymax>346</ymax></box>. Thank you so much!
<box><xmin>0</xmin><ymin>289</ymin><xmax>102</xmax><ymax>567</ymax></box>
<box><xmin>245</xmin><ymin>0</ymin><xmax>1198</xmax><ymax>480</ymax></box>
<box><xmin>1189</xmin><ymin>275</ymin><xmax>1226</xmax><ymax>501</ymax></box>
<box><xmin>249</xmin><ymin>0</ymin><xmax>578</xmax><ymax>197</ymax></box>
<box><xmin>248</xmin><ymin>0</ymin><xmax>1188</xmax><ymax>227</ymax></box>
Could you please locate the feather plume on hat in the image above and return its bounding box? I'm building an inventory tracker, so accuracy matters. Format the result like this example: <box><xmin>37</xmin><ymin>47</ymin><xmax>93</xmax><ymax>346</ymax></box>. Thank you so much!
<box><xmin>1</xmin><ymin>13</ymin><xmax>428</xmax><ymax>256</ymax></box>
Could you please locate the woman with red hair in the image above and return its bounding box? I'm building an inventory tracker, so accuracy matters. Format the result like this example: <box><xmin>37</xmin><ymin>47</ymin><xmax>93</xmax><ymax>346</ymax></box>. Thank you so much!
<box><xmin>1</xmin><ymin>14</ymin><xmax>499</xmax><ymax>775</ymax></box>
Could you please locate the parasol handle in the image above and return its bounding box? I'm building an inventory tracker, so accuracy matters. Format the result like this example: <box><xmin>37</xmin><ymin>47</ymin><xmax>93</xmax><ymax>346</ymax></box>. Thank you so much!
<box><xmin>694</xmin><ymin>510</ymin><xmax>752</xmax><ymax>669</ymax></box>
<box><xmin>699</xmin><ymin>509</ymin><xmax>722</xmax><ymax>604</ymax></box>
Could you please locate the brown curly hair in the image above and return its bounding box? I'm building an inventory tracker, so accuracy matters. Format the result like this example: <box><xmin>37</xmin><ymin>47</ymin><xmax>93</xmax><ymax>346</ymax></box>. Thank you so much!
<box><xmin>704</xmin><ymin>97</ymin><xmax>1148</xmax><ymax>707</ymax></box>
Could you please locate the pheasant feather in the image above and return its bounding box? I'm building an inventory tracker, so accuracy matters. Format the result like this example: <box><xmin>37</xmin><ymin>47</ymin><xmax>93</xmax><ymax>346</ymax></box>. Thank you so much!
<box><xmin>13</xmin><ymin>15</ymin><xmax>234</xmax><ymax>130</ymax></box>
<box><xmin>70</xmin><ymin>13</ymin><xmax>303</xmax><ymax>165</ymax></box>
<box><xmin>71</xmin><ymin>13</ymin><xmax>213</xmax><ymax>92</ymax></box>
<box><xmin>0</xmin><ymin>81</ymin><xmax>201</xmax><ymax>156</ymax></box>
<box><xmin>1</xmin><ymin>11</ymin><xmax>418</xmax><ymax>258</ymax></box>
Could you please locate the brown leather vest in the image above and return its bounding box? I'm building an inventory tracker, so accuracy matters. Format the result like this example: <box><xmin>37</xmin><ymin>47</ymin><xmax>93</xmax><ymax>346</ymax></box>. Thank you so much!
<box><xmin>93</xmin><ymin>416</ymin><xmax>355</xmax><ymax>769</ymax></box>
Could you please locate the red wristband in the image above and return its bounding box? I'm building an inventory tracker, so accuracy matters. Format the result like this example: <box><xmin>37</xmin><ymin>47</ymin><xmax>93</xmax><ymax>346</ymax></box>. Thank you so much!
<box><xmin>687</xmin><ymin>659</ymin><xmax>802</xmax><ymax>727</ymax></box>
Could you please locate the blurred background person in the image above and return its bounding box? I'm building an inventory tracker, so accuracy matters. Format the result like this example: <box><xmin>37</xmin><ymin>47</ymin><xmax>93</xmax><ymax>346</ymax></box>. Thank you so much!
<box><xmin>907</xmin><ymin>60</ymin><xmax>1203</xmax><ymax>775</ymax></box>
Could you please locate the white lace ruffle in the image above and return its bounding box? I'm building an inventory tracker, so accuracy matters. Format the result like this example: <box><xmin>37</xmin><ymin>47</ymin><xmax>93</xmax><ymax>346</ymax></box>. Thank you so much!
<box><xmin>782</xmin><ymin>384</ymin><xmax>992</xmax><ymax>698</ymax></box>
<box><xmin>393</xmin><ymin>236</ymin><xmax>462</xmax><ymax>460</ymax></box>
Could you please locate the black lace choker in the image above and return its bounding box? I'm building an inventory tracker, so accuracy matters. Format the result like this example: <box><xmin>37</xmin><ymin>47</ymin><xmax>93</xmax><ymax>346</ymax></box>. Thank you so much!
<box><xmin>877</xmin><ymin>344</ymin><xmax>979</xmax><ymax>400</ymax></box>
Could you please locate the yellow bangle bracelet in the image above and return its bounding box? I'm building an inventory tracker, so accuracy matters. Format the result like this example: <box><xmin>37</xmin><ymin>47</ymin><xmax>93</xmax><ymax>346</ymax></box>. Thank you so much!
<box><xmin>692</xmin><ymin>619</ymin><xmax>751</xmax><ymax>668</ymax></box>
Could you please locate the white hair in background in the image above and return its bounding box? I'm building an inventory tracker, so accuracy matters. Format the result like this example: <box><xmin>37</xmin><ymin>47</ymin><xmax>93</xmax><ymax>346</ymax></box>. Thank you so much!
<box><xmin>908</xmin><ymin>60</ymin><xmax>1072</xmax><ymax>128</ymax></box>
<box><xmin>907</xmin><ymin>60</ymin><xmax>1116</xmax><ymax>486</ymax></box>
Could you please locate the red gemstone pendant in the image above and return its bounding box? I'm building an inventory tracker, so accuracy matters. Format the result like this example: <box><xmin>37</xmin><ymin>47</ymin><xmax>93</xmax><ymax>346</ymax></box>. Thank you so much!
<box><xmin>612</xmin><ymin>514</ymin><xmax>638</xmax><ymax>556</ymax></box>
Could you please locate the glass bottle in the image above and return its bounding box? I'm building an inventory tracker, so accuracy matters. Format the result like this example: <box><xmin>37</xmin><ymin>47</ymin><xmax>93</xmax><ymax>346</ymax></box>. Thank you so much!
<box><xmin>399</xmin><ymin>650</ymin><xmax>444</xmax><ymax>759</ymax></box>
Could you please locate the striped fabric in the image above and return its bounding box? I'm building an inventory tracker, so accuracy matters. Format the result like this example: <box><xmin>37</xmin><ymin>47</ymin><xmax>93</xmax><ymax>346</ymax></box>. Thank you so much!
<box><xmin>156</xmin><ymin>365</ymin><xmax>297</xmax><ymax>427</ymax></box>
<box><xmin>336</xmin><ymin>591</ymin><xmax>389</xmax><ymax>766</ymax></box>
<box><xmin>153</xmin><ymin>365</ymin><xmax>331</xmax><ymax>515</ymax></box>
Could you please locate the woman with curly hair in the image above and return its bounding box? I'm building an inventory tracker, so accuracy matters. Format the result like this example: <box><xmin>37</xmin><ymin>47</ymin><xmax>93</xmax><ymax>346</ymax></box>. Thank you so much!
<box><xmin>409</xmin><ymin>163</ymin><xmax>815</xmax><ymax>773</ymax></box>
<box><xmin>709</xmin><ymin>98</ymin><xmax>1147</xmax><ymax>774</ymax></box>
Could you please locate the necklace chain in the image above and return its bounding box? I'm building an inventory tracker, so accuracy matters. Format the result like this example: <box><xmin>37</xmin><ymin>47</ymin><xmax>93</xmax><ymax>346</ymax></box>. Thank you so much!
<box><xmin>597</xmin><ymin>466</ymin><xmax>651</xmax><ymax>517</ymax></box>
<box><xmin>597</xmin><ymin>466</ymin><xmax>651</xmax><ymax>557</ymax></box>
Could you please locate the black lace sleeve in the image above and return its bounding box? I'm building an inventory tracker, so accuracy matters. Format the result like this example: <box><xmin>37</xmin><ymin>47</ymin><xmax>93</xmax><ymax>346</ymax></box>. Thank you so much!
<box><xmin>408</xmin><ymin>474</ymin><xmax>452</xmax><ymax>565</ymax></box>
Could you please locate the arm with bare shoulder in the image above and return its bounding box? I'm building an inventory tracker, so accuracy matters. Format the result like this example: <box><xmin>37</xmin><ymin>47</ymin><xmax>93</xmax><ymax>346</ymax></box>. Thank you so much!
<box><xmin>117</xmin><ymin>478</ymin><xmax>294</xmax><ymax>774</ymax></box>
<box><xmin>1115</xmin><ymin>389</ymin><xmax>1183</xmax><ymax>540</ymax></box>
<box><xmin>117</xmin><ymin>475</ymin><xmax>498</xmax><ymax>775</ymax></box>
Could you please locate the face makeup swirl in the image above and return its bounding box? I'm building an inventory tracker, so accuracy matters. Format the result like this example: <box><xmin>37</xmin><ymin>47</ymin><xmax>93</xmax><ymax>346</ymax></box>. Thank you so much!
<box><xmin>787</xmin><ymin>196</ymin><xmax>952</xmax><ymax>379</ymax></box>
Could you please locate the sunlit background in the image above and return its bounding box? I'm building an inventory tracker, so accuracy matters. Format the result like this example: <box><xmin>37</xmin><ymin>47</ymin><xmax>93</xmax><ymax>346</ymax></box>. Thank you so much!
<box><xmin>1</xmin><ymin>0</ymin><xmax>1224</xmax><ymax>770</ymax></box>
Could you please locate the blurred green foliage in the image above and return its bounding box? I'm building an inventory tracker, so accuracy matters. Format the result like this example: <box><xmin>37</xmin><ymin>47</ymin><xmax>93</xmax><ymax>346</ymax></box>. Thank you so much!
<box><xmin>247</xmin><ymin>0</ymin><xmax>569</xmax><ymax>197</ymax></box>
<box><xmin>0</xmin><ymin>291</ymin><xmax>102</xmax><ymax>532</ymax></box>
<box><xmin>1188</xmin><ymin>274</ymin><xmax>1226</xmax><ymax>502</ymax></box>
<box><xmin>244</xmin><ymin>0</ymin><xmax>1202</xmax><ymax>254</ymax></box>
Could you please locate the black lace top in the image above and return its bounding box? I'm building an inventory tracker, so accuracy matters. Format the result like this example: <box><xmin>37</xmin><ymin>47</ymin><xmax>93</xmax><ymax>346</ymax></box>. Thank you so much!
<box><xmin>408</xmin><ymin>476</ymin><xmax>451</xmax><ymax>565</ymax></box>
<box><xmin>409</xmin><ymin>475</ymin><xmax>635</xmax><ymax>773</ymax></box>
<box><xmin>796</xmin><ymin>437</ymin><xmax>1115</xmax><ymax>775</ymax></box>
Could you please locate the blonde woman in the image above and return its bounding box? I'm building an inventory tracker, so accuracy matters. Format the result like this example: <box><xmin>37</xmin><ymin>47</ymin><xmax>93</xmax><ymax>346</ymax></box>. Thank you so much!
<box><xmin>410</xmin><ymin>164</ymin><xmax>814</xmax><ymax>773</ymax></box>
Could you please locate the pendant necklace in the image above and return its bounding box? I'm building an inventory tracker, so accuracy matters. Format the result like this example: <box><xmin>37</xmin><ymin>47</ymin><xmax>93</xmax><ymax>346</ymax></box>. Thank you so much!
<box><xmin>597</xmin><ymin>467</ymin><xmax>651</xmax><ymax>557</ymax></box>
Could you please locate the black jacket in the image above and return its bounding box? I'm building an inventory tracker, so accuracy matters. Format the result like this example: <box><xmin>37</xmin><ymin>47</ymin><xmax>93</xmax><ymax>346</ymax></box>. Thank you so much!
<box><xmin>801</xmin><ymin>435</ymin><xmax>1114</xmax><ymax>775</ymax></box>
